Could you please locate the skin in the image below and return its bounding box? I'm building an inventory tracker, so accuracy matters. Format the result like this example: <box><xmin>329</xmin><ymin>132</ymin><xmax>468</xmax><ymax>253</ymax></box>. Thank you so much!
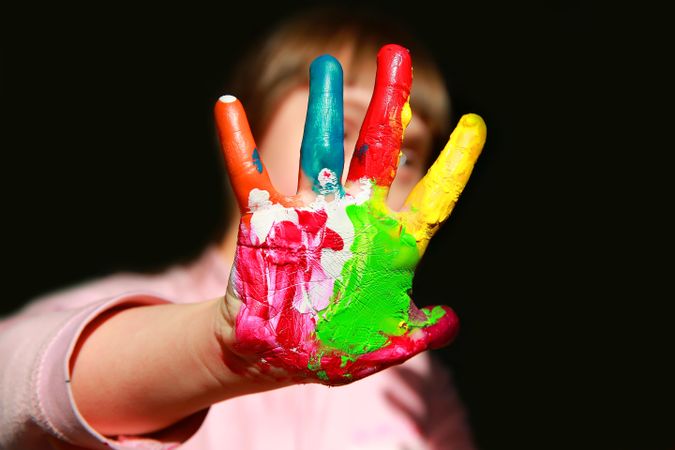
<box><xmin>70</xmin><ymin>44</ymin><xmax>486</xmax><ymax>437</ymax></box>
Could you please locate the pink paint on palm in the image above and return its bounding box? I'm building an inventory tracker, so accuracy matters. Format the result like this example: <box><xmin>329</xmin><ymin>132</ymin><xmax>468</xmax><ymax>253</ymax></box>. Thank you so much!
<box><xmin>233</xmin><ymin>208</ymin><xmax>345</xmax><ymax>380</ymax></box>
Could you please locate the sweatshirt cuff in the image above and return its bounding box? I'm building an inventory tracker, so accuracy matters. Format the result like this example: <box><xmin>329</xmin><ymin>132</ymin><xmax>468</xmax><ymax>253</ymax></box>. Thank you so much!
<box><xmin>37</xmin><ymin>293</ymin><xmax>209</xmax><ymax>450</ymax></box>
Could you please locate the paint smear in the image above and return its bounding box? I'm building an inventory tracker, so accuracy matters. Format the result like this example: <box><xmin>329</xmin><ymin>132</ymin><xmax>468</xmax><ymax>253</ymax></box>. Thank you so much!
<box><xmin>346</xmin><ymin>45</ymin><xmax>412</xmax><ymax>187</ymax></box>
<box><xmin>222</xmin><ymin>46</ymin><xmax>479</xmax><ymax>385</ymax></box>
<box><xmin>300</xmin><ymin>55</ymin><xmax>345</xmax><ymax>195</ymax></box>
<box><xmin>231</xmin><ymin>182</ymin><xmax>450</xmax><ymax>384</ymax></box>
<box><xmin>314</xmin><ymin>186</ymin><xmax>422</xmax><ymax>354</ymax></box>
<box><xmin>403</xmin><ymin>113</ymin><xmax>487</xmax><ymax>252</ymax></box>
<box><xmin>252</xmin><ymin>148</ymin><xmax>263</xmax><ymax>173</ymax></box>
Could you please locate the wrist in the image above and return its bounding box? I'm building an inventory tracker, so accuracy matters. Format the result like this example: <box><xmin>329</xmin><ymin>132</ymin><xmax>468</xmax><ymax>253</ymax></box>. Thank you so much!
<box><xmin>206</xmin><ymin>296</ymin><xmax>294</xmax><ymax>397</ymax></box>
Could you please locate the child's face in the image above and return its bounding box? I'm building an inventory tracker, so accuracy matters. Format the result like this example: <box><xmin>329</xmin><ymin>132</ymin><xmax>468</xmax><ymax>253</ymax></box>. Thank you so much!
<box><xmin>259</xmin><ymin>83</ymin><xmax>432</xmax><ymax>211</ymax></box>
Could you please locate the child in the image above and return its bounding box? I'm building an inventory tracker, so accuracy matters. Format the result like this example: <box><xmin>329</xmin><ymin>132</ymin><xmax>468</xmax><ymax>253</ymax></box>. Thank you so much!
<box><xmin>0</xmin><ymin>7</ymin><xmax>484</xmax><ymax>450</ymax></box>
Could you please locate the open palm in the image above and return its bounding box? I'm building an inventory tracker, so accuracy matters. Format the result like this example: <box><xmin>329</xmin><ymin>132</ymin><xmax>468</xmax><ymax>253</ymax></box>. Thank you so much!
<box><xmin>214</xmin><ymin>45</ymin><xmax>486</xmax><ymax>385</ymax></box>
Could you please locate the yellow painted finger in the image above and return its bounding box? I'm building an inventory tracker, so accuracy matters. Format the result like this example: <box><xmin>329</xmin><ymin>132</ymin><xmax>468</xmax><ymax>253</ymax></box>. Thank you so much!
<box><xmin>401</xmin><ymin>113</ymin><xmax>487</xmax><ymax>253</ymax></box>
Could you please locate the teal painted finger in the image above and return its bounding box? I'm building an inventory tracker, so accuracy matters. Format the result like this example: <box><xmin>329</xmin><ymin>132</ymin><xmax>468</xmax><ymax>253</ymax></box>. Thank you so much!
<box><xmin>300</xmin><ymin>55</ymin><xmax>345</xmax><ymax>195</ymax></box>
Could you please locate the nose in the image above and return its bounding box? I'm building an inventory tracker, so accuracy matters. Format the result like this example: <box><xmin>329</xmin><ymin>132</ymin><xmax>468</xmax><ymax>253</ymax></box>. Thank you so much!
<box><xmin>342</xmin><ymin>140</ymin><xmax>355</xmax><ymax>182</ymax></box>
<box><xmin>341</xmin><ymin>86</ymin><xmax>372</xmax><ymax>182</ymax></box>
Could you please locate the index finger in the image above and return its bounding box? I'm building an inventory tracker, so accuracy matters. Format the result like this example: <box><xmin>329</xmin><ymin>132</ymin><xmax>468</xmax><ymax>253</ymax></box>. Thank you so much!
<box><xmin>401</xmin><ymin>114</ymin><xmax>487</xmax><ymax>253</ymax></box>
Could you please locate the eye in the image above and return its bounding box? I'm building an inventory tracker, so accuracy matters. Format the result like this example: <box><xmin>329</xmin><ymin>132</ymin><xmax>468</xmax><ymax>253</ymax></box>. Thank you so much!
<box><xmin>398</xmin><ymin>151</ymin><xmax>407</xmax><ymax>168</ymax></box>
<box><xmin>398</xmin><ymin>149</ymin><xmax>415</xmax><ymax>168</ymax></box>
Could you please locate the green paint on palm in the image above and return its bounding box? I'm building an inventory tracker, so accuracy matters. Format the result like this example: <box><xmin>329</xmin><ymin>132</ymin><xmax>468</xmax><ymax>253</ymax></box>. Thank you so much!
<box><xmin>315</xmin><ymin>199</ymin><xmax>422</xmax><ymax>355</ymax></box>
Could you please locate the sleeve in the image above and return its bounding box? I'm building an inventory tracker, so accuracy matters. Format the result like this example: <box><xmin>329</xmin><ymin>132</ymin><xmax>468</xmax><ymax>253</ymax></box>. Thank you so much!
<box><xmin>423</xmin><ymin>356</ymin><xmax>476</xmax><ymax>450</ymax></box>
<box><xmin>0</xmin><ymin>293</ymin><xmax>208</xmax><ymax>450</ymax></box>
<box><xmin>384</xmin><ymin>353</ymin><xmax>477</xmax><ymax>450</ymax></box>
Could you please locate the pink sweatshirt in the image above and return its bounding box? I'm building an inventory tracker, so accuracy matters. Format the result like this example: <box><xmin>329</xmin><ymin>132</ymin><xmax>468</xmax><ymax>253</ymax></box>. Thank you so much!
<box><xmin>0</xmin><ymin>245</ymin><xmax>475</xmax><ymax>450</ymax></box>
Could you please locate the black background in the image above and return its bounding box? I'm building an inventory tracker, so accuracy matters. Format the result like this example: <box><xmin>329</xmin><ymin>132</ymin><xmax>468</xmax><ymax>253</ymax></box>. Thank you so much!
<box><xmin>2</xmin><ymin>2</ymin><xmax>672</xmax><ymax>449</ymax></box>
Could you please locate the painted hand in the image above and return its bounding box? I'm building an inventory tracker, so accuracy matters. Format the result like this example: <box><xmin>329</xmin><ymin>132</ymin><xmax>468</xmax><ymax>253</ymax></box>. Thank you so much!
<box><xmin>214</xmin><ymin>45</ymin><xmax>486</xmax><ymax>385</ymax></box>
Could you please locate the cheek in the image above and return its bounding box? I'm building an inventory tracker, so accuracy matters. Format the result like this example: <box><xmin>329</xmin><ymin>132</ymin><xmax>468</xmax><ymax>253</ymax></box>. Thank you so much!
<box><xmin>386</xmin><ymin>167</ymin><xmax>420</xmax><ymax>211</ymax></box>
<box><xmin>259</xmin><ymin>90</ymin><xmax>309</xmax><ymax>196</ymax></box>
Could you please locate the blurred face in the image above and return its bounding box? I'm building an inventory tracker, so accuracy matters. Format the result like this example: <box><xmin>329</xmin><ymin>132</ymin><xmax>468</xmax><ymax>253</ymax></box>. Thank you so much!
<box><xmin>259</xmin><ymin>81</ymin><xmax>432</xmax><ymax>211</ymax></box>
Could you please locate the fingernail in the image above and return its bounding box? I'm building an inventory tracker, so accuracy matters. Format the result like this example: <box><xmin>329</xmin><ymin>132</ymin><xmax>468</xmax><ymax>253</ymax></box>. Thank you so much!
<box><xmin>462</xmin><ymin>114</ymin><xmax>479</xmax><ymax>127</ymax></box>
<box><xmin>219</xmin><ymin>95</ymin><xmax>237</xmax><ymax>103</ymax></box>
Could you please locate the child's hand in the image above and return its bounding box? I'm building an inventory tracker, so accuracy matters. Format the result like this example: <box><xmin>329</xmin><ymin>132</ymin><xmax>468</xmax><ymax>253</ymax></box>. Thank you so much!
<box><xmin>214</xmin><ymin>45</ymin><xmax>486</xmax><ymax>385</ymax></box>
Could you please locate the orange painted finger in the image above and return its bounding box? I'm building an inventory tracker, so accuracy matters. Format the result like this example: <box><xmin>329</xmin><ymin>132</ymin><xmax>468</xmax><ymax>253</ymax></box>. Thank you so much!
<box><xmin>346</xmin><ymin>44</ymin><xmax>413</xmax><ymax>190</ymax></box>
<box><xmin>214</xmin><ymin>95</ymin><xmax>285</xmax><ymax>211</ymax></box>
<box><xmin>401</xmin><ymin>114</ymin><xmax>487</xmax><ymax>253</ymax></box>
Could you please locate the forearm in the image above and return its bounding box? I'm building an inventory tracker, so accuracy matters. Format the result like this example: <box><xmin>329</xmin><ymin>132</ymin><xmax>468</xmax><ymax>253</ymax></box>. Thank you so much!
<box><xmin>70</xmin><ymin>297</ymin><xmax>283</xmax><ymax>436</ymax></box>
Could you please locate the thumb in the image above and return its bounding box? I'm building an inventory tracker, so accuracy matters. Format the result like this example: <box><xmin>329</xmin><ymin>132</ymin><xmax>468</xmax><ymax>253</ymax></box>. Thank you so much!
<box><xmin>337</xmin><ymin>304</ymin><xmax>459</xmax><ymax>384</ymax></box>
<box><xmin>414</xmin><ymin>304</ymin><xmax>460</xmax><ymax>350</ymax></box>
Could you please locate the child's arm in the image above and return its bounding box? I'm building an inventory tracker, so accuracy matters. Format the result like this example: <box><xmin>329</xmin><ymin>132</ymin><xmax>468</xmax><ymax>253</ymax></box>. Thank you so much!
<box><xmin>69</xmin><ymin>298</ymin><xmax>285</xmax><ymax>437</ymax></box>
<box><xmin>72</xmin><ymin>45</ymin><xmax>485</xmax><ymax>439</ymax></box>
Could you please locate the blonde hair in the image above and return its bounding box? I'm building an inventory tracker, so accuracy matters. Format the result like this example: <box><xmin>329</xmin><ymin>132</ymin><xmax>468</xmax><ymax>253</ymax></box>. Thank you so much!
<box><xmin>226</xmin><ymin>6</ymin><xmax>451</xmax><ymax>163</ymax></box>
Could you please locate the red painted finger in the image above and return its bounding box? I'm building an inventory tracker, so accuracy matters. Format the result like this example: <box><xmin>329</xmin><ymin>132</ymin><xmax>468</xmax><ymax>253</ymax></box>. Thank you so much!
<box><xmin>346</xmin><ymin>44</ymin><xmax>413</xmax><ymax>189</ymax></box>
<box><xmin>214</xmin><ymin>95</ymin><xmax>287</xmax><ymax>211</ymax></box>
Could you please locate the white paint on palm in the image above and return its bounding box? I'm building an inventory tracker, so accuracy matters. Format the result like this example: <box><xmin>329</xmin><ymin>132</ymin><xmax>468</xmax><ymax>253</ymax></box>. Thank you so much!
<box><xmin>246</xmin><ymin>179</ymin><xmax>374</xmax><ymax>314</ymax></box>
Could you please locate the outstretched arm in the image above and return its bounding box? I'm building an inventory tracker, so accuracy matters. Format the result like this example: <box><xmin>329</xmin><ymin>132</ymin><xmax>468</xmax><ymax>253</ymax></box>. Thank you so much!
<box><xmin>67</xmin><ymin>44</ymin><xmax>486</xmax><ymax>438</ymax></box>
<box><xmin>68</xmin><ymin>298</ymin><xmax>285</xmax><ymax>437</ymax></box>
